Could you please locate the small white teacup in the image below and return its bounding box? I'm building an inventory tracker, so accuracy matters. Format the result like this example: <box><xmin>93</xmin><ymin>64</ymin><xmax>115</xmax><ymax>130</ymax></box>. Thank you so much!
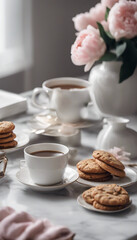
<box><xmin>31</xmin><ymin>77</ymin><xmax>92</xmax><ymax>123</ymax></box>
<box><xmin>24</xmin><ymin>143</ymin><xmax>69</xmax><ymax>185</ymax></box>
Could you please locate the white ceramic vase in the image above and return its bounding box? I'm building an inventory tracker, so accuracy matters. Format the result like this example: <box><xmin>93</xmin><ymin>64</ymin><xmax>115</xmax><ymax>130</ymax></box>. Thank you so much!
<box><xmin>96</xmin><ymin>117</ymin><xmax>137</xmax><ymax>158</ymax></box>
<box><xmin>89</xmin><ymin>61</ymin><xmax>137</xmax><ymax>116</ymax></box>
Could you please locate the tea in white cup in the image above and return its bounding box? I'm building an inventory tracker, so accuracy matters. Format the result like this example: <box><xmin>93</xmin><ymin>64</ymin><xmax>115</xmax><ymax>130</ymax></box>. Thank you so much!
<box><xmin>24</xmin><ymin>143</ymin><xmax>69</xmax><ymax>185</ymax></box>
<box><xmin>31</xmin><ymin>77</ymin><xmax>92</xmax><ymax>123</ymax></box>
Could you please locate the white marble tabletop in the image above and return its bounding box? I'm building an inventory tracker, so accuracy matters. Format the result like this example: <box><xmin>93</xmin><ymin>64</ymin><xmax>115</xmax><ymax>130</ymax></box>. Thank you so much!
<box><xmin>1</xmin><ymin>91</ymin><xmax>137</xmax><ymax>240</ymax></box>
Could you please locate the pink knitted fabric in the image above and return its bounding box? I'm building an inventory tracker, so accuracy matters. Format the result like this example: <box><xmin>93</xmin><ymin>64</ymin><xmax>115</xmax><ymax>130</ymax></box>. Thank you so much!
<box><xmin>0</xmin><ymin>207</ymin><xmax>74</xmax><ymax>240</ymax></box>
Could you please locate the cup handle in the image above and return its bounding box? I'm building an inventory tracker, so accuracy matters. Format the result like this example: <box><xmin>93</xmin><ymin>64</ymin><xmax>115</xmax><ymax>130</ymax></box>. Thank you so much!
<box><xmin>31</xmin><ymin>87</ymin><xmax>51</xmax><ymax>110</ymax></box>
<box><xmin>68</xmin><ymin>148</ymin><xmax>77</xmax><ymax>159</ymax></box>
<box><xmin>0</xmin><ymin>157</ymin><xmax>8</xmax><ymax>177</ymax></box>
<box><xmin>87</xmin><ymin>101</ymin><xmax>93</xmax><ymax>107</ymax></box>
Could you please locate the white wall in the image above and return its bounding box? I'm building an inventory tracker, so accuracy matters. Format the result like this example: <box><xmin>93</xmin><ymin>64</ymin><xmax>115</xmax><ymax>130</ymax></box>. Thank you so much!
<box><xmin>31</xmin><ymin>0</ymin><xmax>98</xmax><ymax>90</ymax></box>
<box><xmin>0</xmin><ymin>0</ymin><xmax>98</xmax><ymax>93</ymax></box>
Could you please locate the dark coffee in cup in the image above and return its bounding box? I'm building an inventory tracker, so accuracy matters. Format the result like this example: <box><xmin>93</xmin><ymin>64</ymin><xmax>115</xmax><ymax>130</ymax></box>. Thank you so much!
<box><xmin>50</xmin><ymin>84</ymin><xmax>86</xmax><ymax>90</ymax></box>
<box><xmin>30</xmin><ymin>150</ymin><xmax>64</xmax><ymax>157</ymax></box>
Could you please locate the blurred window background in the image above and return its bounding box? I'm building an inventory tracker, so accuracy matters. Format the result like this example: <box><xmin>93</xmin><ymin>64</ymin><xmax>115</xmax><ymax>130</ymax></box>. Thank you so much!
<box><xmin>0</xmin><ymin>0</ymin><xmax>97</xmax><ymax>93</ymax></box>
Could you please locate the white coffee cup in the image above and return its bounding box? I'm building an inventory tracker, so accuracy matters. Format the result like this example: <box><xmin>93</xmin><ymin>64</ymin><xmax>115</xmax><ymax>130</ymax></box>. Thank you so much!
<box><xmin>31</xmin><ymin>77</ymin><xmax>92</xmax><ymax>123</ymax></box>
<box><xmin>24</xmin><ymin>143</ymin><xmax>69</xmax><ymax>185</ymax></box>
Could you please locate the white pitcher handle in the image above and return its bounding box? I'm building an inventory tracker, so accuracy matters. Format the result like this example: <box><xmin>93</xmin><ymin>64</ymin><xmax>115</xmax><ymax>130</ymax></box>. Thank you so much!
<box><xmin>31</xmin><ymin>87</ymin><xmax>50</xmax><ymax>109</ymax></box>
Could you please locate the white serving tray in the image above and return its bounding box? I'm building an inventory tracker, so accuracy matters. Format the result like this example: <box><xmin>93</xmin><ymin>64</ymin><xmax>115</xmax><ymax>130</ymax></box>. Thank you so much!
<box><xmin>0</xmin><ymin>90</ymin><xmax>27</xmax><ymax>119</ymax></box>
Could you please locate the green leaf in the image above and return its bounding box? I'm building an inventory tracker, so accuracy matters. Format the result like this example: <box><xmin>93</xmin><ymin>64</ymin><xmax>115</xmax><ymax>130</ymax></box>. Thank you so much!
<box><xmin>100</xmin><ymin>52</ymin><xmax>116</xmax><ymax>61</ymax></box>
<box><xmin>97</xmin><ymin>22</ymin><xmax>115</xmax><ymax>49</ymax></box>
<box><xmin>119</xmin><ymin>60</ymin><xmax>137</xmax><ymax>83</ymax></box>
<box><xmin>106</xmin><ymin>31</ymin><xmax>114</xmax><ymax>39</ymax></box>
<box><xmin>119</xmin><ymin>40</ymin><xmax>137</xmax><ymax>83</ymax></box>
<box><xmin>131</xmin><ymin>37</ymin><xmax>137</xmax><ymax>48</ymax></box>
<box><xmin>105</xmin><ymin>7</ymin><xmax>110</xmax><ymax>21</ymax></box>
<box><xmin>131</xmin><ymin>36</ymin><xmax>137</xmax><ymax>43</ymax></box>
<box><xmin>116</xmin><ymin>42</ymin><xmax>127</xmax><ymax>58</ymax></box>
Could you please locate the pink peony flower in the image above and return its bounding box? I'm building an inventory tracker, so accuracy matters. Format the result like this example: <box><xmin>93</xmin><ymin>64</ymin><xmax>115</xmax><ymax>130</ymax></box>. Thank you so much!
<box><xmin>101</xmin><ymin>0</ymin><xmax>119</xmax><ymax>9</ymax></box>
<box><xmin>89</xmin><ymin>3</ymin><xmax>106</xmax><ymax>26</ymax></box>
<box><xmin>72</xmin><ymin>12</ymin><xmax>97</xmax><ymax>32</ymax></box>
<box><xmin>71</xmin><ymin>25</ymin><xmax>106</xmax><ymax>72</ymax></box>
<box><xmin>73</xmin><ymin>3</ymin><xmax>106</xmax><ymax>31</ymax></box>
<box><xmin>108</xmin><ymin>0</ymin><xmax>137</xmax><ymax>40</ymax></box>
<box><xmin>108</xmin><ymin>147</ymin><xmax>131</xmax><ymax>162</ymax></box>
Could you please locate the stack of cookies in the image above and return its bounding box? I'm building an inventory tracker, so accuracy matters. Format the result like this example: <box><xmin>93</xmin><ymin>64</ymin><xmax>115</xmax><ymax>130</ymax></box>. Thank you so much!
<box><xmin>93</xmin><ymin>150</ymin><xmax>125</xmax><ymax>178</ymax></box>
<box><xmin>77</xmin><ymin>158</ymin><xmax>112</xmax><ymax>182</ymax></box>
<box><xmin>0</xmin><ymin>121</ymin><xmax>17</xmax><ymax>149</ymax></box>
<box><xmin>82</xmin><ymin>184</ymin><xmax>130</xmax><ymax>211</ymax></box>
<box><xmin>77</xmin><ymin>150</ymin><xmax>125</xmax><ymax>182</ymax></box>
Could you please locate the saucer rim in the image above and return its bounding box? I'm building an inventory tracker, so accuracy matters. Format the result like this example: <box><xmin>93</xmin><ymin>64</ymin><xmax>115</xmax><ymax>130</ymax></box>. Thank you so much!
<box><xmin>16</xmin><ymin>166</ymin><xmax>79</xmax><ymax>191</ymax></box>
<box><xmin>40</xmin><ymin>128</ymin><xmax>79</xmax><ymax>137</ymax></box>
<box><xmin>76</xmin><ymin>167</ymin><xmax>137</xmax><ymax>188</ymax></box>
<box><xmin>29</xmin><ymin>113</ymin><xmax>101</xmax><ymax>135</ymax></box>
<box><xmin>77</xmin><ymin>194</ymin><xmax>132</xmax><ymax>213</ymax></box>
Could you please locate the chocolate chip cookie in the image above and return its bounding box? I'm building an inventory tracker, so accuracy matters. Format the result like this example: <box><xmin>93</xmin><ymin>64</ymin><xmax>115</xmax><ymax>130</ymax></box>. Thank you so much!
<box><xmin>93</xmin><ymin>150</ymin><xmax>125</xmax><ymax>170</ymax></box>
<box><xmin>0</xmin><ymin>133</ymin><xmax>16</xmax><ymax>143</ymax></box>
<box><xmin>0</xmin><ymin>121</ymin><xmax>15</xmax><ymax>134</ymax></box>
<box><xmin>0</xmin><ymin>132</ymin><xmax>13</xmax><ymax>139</ymax></box>
<box><xmin>95</xmin><ymin>159</ymin><xmax>125</xmax><ymax>178</ymax></box>
<box><xmin>93</xmin><ymin>201</ymin><xmax>125</xmax><ymax>211</ymax></box>
<box><xmin>77</xmin><ymin>159</ymin><xmax>107</xmax><ymax>174</ymax></box>
<box><xmin>82</xmin><ymin>188</ymin><xmax>95</xmax><ymax>205</ymax></box>
<box><xmin>91</xmin><ymin>184</ymin><xmax>129</xmax><ymax>206</ymax></box>
<box><xmin>0</xmin><ymin>140</ymin><xmax>17</xmax><ymax>149</ymax></box>
<box><xmin>78</xmin><ymin>169</ymin><xmax>112</xmax><ymax>181</ymax></box>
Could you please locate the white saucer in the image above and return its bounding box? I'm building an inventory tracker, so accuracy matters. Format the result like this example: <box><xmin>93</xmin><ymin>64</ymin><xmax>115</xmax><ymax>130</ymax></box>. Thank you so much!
<box><xmin>28</xmin><ymin>118</ymin><xmax>79</xmax><ymax>137</ymax></box>
<box><xmin>77</xmin><ymin>194</ymin><xmax>132</xmax><ymax>213</ymax></box>
<box><xmin>16</xmin><ymin>166</ymin><xmax>79</xmax><ymax>192</ymax></box>
<box><xmin>77</xmin><ymin>167</ymin><xmax>137</xmax><ymax>188</ymax></box>
<box><xmin>28</xmin><ymin>112</ymin><xmax>101</xmax><ymax>137</ymax></box>
<box><xmin>1</xmin><ymin>133</ymin><xmax>29</xmax><ymax>153</ymax></box>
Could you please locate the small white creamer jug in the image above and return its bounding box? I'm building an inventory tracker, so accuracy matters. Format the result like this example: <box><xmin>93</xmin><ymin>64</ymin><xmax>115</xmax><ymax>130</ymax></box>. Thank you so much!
<box><xmin>96</xmin><ymin>117</ymin><xmax>137</xmax><ymax>158</ymax></box>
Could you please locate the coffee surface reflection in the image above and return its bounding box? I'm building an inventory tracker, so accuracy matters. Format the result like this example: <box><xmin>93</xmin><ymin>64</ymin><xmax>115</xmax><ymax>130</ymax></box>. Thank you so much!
<box><xmin>50</xmin><ymin>84</ymin><xmax>85</xmax><ymax>90</ymax></box>
<box><xmin>30</xmin><ymin>150</ymin><xmax>64</xmax><ymax>157</ymax></box>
